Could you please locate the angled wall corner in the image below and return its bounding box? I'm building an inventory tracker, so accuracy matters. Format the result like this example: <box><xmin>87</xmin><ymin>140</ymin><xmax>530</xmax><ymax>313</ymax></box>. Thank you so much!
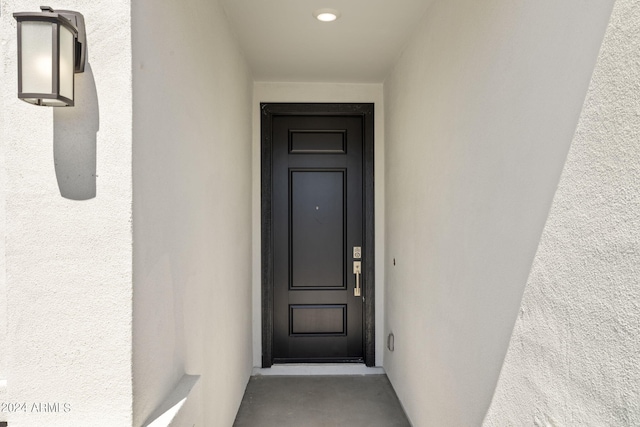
<box><xmin>484</xmin><ymin>0</ymin><xmax>640</xmax><ymax>424</ymax></box>
<box><xmin>382</xmin><ymin>0</ymin><xmax>615</xmax><ymax>425</ymax></box>
<box><xmin>141</xmin><ymin>375</ymin><xmax>201</xmax><ymax>427</ymax></box>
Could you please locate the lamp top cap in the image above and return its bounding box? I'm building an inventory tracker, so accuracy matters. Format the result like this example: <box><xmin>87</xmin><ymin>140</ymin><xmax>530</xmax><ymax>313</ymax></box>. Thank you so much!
<box><xmin>13</xmin><ymin>7</ymin><xmax>79</xmax><ymax>36</ymax></box>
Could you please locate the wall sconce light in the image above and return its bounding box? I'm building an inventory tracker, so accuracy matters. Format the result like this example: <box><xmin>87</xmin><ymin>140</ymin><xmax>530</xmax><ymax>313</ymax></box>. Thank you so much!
<box><xmin>13</xmin><ymin>6</ymin><xmax>87</xmax><ymax>107</ymax></box>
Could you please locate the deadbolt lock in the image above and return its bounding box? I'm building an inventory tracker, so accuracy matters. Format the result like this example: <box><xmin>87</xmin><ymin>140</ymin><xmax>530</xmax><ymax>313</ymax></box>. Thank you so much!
<box><xmin>353</xmin><ymin>246</ymin><xmax>362</xmax><ymax>259</ymax></box>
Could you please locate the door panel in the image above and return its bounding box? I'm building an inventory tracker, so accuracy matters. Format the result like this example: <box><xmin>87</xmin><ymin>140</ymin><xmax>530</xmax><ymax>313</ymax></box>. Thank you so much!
<box><xmin>262</xmin><ymin>103</ymin><xmax>375</xmax><ymax>367</ymax></box>
<box><xmin>290</xmin><ymin>305</ymin><xmax>346</xmax><ymax>335</ymax></box>
<box><xmin>290</xmin><ymin>170</ymin><xmax>345</xmax><ymax>289</ymax></box>
<box><xmin>289</xmin><ymin>130</ymin><xmax>346</xmax><ymax>153</ymax></box>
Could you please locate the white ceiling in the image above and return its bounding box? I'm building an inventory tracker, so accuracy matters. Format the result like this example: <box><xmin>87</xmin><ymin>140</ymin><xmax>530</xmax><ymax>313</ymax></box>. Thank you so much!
<box><xmin>220</xmin><ymin>0</ymin><xmax>434</xmax><ymax>83</ymax></box>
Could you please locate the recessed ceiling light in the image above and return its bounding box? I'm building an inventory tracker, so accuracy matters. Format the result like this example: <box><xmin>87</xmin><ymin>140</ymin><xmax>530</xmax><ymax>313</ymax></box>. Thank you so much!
<box><xmin>313</xmin><ymin>8</ymin><xmax>341</xmax><ymax>22</ymax></box>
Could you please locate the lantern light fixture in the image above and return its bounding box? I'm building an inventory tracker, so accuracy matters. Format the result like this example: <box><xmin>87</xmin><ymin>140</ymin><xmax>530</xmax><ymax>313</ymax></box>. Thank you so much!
<box><xmin>13</xmin><ymin>6</ymin><xmax>87</xmax><ymax>107</ymax></box>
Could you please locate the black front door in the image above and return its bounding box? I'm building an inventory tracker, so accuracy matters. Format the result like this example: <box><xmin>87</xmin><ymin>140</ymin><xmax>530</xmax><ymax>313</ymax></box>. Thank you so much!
<box><xmin>261</xmin><ymin>103</ymin><xmax>375</xmax><ymax>366</ymax></box>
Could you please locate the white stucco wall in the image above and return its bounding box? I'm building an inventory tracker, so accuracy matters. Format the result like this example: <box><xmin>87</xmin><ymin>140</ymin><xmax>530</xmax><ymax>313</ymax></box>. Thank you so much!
<box><xmin>252</xmin><ymin>82</ymin><xmax>385</xmax><ymax>368</ymax></box>
<box><xmin>0</xmin><ymin>5</ymin><xmax>7</xmax><ymax>389</ymax></box>
<box><xmin>383</xmin><ymin>0</ymin><xmax>614</xmax><ymax>425</ymax></box>
<box><xmin>0</xmin><ymin>18</ymin><xmax>6</xmax><ymax>383</ymax></box>
<box><xmin>1</xmin><ymin>0</ymin><xmax>133</xmax><ymax>425</ymax></box>
<box><xmin>132</xmin><ymin>0</ymin><xmax>253</xmax><ymax>426</ymax></box>
<box><xmin>484</xmin><ymin>0</ymin><xmax>640</xmax><ymax>425</ymax></box>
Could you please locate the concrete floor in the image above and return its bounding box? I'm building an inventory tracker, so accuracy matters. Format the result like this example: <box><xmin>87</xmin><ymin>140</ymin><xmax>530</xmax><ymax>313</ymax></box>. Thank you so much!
<box><xmin>233</xmin><ymin>375</ymin><xmax>411</xmax><ymax>427</ymax></box>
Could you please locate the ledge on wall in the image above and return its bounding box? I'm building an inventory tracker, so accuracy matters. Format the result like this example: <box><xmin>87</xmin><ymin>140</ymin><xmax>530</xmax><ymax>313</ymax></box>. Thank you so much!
<box><xmin>141</xmin><ymin>374</ymin><xmax>200</xmax><ymax>427</ymax></box>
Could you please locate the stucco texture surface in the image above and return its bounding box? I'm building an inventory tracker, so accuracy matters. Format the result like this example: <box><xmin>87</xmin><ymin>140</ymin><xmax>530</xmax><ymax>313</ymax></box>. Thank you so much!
<box><xmin>484</xmin><ymin>0</ymin><xmax>640</xmax><ymax>425</ymax></box>
<box><xmin>1</xmin><ymin>0</ymin><xmax>133</xmax><ymax>425</ymax></box>
<box><xmin>382</xmin><ymin>0</ymin><xmax>614</xmax><ymax>425</ymax></box>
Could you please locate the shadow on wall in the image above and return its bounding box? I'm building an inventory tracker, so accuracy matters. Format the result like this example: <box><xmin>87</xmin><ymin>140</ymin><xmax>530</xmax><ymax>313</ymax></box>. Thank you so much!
<box><xmin>53</xmin><ymin>63</ymin><xmax>99</xmax><ymax>200</ymax></box>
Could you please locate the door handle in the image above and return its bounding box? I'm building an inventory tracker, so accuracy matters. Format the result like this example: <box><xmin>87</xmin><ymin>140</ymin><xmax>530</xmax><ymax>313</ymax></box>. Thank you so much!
<box><xmin>353</xmin><ymin>261</ymin><xmax>362</xmax><ymax>296</ymax></box>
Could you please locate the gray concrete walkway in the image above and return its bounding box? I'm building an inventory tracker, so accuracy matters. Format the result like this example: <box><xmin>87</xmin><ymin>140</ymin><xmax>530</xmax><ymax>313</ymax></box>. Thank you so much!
<box><xmin>233</xmin><ymin>374</ymin><xmax>411</xmax><ymax>427</ymax></box>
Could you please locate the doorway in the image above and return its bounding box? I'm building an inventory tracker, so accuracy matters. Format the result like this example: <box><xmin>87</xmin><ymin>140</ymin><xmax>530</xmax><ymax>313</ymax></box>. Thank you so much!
<box><xmin>261</xmin><ymin>103</ymin><xmax>375</xmax><ymax>367</ymax></box>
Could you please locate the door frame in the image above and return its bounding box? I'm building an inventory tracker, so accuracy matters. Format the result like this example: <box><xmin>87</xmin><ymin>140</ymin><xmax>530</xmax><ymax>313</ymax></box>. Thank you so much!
<box><xmin>261</xmin><ymin>102</ymin><xmax>375</xmax><ymax>367</ymax></box>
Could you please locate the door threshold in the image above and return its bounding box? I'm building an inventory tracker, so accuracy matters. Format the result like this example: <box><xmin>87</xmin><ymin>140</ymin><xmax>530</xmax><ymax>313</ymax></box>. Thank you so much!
<box><xmin>252</xmin><ymin>364</ymin><xmax>385</xmax><ymax>376</ymax></box>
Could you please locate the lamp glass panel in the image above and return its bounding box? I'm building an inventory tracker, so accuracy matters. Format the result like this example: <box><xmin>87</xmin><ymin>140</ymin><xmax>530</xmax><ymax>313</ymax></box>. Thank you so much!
<box><xmin>42</xmin><ymin>99</ymin><xmax>68</xmax><ymax>106</ymax></box>
<box><xmin>59</xmin><ymin>25</ymin><xmax>74</xmax><ymax>101</ymax></box>
<box><xmin>20</xmin><ymin>21</ymin><xmax>53</xmax><ymax>94</ymax></box>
